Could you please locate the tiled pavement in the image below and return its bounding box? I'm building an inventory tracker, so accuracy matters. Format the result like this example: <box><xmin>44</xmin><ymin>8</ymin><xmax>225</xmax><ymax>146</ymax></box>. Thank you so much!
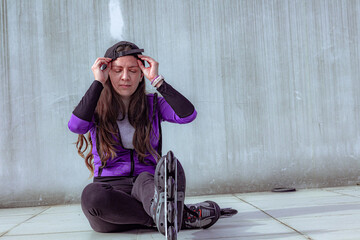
<box><xmin>1</xmin><ymin>186</ymin><xmax>360</xmax><ymax>239</ymax></box>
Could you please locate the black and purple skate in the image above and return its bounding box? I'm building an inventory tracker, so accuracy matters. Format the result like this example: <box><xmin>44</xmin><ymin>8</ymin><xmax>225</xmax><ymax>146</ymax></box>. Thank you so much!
<box><xmin>183</xmin><ymin>201</ymin><xmax>238</xmax><ymax>229</ymax></box>
<box><xmin>151</xmin><ymin>151</ymin><xmax>186</xmax><ymax>240</ymax></box>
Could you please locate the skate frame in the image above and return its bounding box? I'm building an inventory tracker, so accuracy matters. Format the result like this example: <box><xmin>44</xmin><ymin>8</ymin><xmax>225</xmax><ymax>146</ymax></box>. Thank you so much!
<box><xmin>164</xmin><ymin>156</ymin><xmax>167</xmax><ymax>238</ymax></box>
<box><xmin>175</xmin><ymin>157</ymin><xmax>178</xmax><ymax>234</ymax></box>
<box><xmin>164</xmin><ymin>154</ymin><xmax>178</xmax><ymax>240</ymax></box>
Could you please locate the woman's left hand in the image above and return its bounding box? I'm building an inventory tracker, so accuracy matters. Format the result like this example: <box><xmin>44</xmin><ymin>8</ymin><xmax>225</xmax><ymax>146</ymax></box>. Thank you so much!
<box><xmin>137</xmin><ymin>55</ymin><xmax>159</xmax><ymax>81</ymax></box>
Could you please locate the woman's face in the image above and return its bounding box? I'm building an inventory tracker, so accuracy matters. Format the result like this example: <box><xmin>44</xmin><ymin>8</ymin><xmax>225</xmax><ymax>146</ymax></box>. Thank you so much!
<box><xmin>108</xmin><ymin>55</ymin><xmax>143</xmax><ymax>100</ymax></box>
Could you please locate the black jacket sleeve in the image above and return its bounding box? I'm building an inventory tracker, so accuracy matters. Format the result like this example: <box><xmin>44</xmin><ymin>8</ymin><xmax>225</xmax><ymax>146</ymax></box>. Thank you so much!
<box><xmin>156</xmin><ymin>81</ymin><xmax>195</xmax><ymax>118</ymax></box>
<box><xmin>73</xmin><ymin>80</ymin><xmax>104</xmax><ymax>121</ymax></box>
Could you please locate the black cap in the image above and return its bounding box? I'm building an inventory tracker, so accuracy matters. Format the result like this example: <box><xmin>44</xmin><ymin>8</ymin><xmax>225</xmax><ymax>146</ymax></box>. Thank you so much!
<box><xmin>104</xmin><ymin>41</ymin><xmax>144</xmax><ymax>60</ymax></box>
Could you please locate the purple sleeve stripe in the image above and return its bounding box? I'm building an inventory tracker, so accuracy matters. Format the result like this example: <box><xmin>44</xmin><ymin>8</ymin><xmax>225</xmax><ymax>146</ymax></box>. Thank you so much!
<box><xmin>170</xmin><ymin>109</ymin><xmax>197</xmax><ymax>124</ymax></box>
<box><xmin>68</xmin><ymin>113</ymin><xmax>94</xmax><ymax>134</ymax></box>
<box><xmin>157</xmin><ymin>96</ymin><xmax>197</xmax><ymax>124</ymax></box>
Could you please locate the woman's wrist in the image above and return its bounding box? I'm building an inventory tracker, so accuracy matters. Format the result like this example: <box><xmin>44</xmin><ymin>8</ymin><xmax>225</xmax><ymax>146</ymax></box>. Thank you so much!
<box><xmin>151</xmin><ymin>75</ymin><xmax>164</xmax><ymax>88</ymax></box>
<box><xmin>155</xmin><ymin>79</ymin><xmax>164</xmax><ymax>88</ymax></box>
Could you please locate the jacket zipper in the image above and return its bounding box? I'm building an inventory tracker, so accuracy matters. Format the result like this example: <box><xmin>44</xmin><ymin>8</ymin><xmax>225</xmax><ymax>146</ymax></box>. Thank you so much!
<box><xmin>114</xmin><ymin>122</ymin><xmax>135</xmax><ymax>177</ymax></box>
<box><xmin>129</xmin><ymin>149</ymin><xmax>135</xmax><ymax>176</ymax></box>
<box><xmin>98</xmin><ymin>165</ymin><xmax>104</xmax><ymax>177</ymax></box>
<box><xmin>96</xmin><ymin>121</ymin><xmax>136</xmax><ymax>177</ymax></box>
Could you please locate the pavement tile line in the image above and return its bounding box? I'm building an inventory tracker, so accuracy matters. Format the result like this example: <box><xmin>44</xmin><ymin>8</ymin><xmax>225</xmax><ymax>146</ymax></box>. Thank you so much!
<box><xmin>324</xmin><ymin>188</ymin><xmax>360</xmax><ymax>199</ymax></box>
<box><xmin>0</xmin><ymin>206</ymin><xmax>51</xmax><ymax>238</ymax></box>
<box><xmin>0</xmin><ymin>230</ymin><xmax>95</xmax><ymax>238</ymax></box>
<box><xmin>233</xmin><ymin>194</ymin><xmax>313</xmax><ymax>240</ymax></box>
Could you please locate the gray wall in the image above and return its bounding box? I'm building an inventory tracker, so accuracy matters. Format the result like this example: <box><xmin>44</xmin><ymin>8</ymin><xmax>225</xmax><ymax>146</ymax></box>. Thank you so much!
<box><xmin>1</xmin><ymin>0</ymin><xmax>360</xmax><ymax>208</ymax></box>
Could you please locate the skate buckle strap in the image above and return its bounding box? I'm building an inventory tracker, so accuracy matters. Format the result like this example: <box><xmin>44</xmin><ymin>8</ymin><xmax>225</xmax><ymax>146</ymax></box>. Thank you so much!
<box><xmin>184</xmin><ymin>205</ymin><xmax>199</xmax><ymax>218</ymax></box>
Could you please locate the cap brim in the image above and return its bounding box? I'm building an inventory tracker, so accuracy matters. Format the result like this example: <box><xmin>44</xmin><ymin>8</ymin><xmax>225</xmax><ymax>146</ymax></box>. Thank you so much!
<box><xmin>113</xmin><ymin>49</ymin><xmax>144</xmax><ymax>59</ymax></box>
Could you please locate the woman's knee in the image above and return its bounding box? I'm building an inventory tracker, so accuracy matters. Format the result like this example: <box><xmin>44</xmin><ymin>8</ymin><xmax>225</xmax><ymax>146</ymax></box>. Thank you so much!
<box><xmin>135</xmin><ymin>171</ymin><xmax>153</xmax><ymax>184</ymax></box>
<box><xmin>81</xmin><ymin>183</ymin><xmax>113</xmax><ymax>208</ymax></box>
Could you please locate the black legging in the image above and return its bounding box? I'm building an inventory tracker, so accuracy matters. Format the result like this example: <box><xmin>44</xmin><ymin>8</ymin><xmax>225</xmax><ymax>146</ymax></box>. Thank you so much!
<box><xmin>81</xmin><ymin>171</ymin><xmax>156</xmax><ymax>232</ymax></box>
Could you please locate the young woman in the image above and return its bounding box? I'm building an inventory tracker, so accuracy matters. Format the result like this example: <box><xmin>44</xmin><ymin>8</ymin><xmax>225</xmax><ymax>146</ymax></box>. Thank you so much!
<box><xmin>68</xmin><ymin>41</ymin><xmax>222</xmax><ymax>237</ymax></box>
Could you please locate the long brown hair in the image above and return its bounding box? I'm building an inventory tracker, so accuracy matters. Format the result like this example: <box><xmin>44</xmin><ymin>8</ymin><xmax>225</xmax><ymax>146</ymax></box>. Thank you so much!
<box><xmin>76</xmin><ymin>44</ymin><xmax>160</xmax><ymax>176</ymax></box>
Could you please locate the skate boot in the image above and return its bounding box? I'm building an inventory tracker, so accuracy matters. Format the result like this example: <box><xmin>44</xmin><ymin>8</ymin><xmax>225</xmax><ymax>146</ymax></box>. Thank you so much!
<box><xmin>182</xmin><ymin>201</ymin><xmax>221</xmax><ymax>229</ymax></box>
<box><xmin>150</xmin><ymin>151</ymin><xmax>186</xmax><ymax>240</ymax></box>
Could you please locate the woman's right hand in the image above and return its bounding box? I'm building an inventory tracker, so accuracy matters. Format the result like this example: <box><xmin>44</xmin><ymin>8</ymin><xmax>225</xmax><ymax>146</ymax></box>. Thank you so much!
<box><xmin>91</xmin><ymin>57</ymin><xmax>112</xmax><ymax>85</ymax></box>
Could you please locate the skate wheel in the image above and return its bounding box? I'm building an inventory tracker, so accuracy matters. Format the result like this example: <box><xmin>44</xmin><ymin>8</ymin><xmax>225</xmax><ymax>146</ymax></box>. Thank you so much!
<box><xmin>166</xmin><ymin>151</ymin><xmax>176</xmax><ymax>172</ymax></box>
<box><xmin>167</xmin><ymin>176</ymin><xmax>175</xmax><ymax>198</ymax></box>
<box><xmin>167</xmin><ymin>226</ymin><xmax>177</xmax><ymax>240</ymax></box>
<box><xmin>167</xmin><ymin>151</ymin><xmax>174</xmax><ymax>160</ymax></box>
<box><xmin>167</xmin><ymin>202</ymin><xmax>176</xmax><ymax>223</ymax></box>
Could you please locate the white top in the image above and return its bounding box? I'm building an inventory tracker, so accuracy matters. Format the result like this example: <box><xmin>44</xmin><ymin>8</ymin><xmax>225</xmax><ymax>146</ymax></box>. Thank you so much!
<box><xmin>116</xmin><ymin>114</ymin><xmax>135</xmax><ymax>149</ymax></box>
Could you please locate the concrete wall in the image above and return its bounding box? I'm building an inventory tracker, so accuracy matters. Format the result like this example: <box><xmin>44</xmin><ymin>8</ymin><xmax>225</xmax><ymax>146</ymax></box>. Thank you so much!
<box><xmin>1</xmin><ymin>0</ymin><xmax>360</xmax><ymax>208</ymax></box>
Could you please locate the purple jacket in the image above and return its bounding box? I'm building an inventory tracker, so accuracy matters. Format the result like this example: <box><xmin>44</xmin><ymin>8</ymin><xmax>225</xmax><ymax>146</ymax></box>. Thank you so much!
<box><xmin>68</xmin><ymin>81</ymin><xmax>197</xmax><ymax>177</ymax></box>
